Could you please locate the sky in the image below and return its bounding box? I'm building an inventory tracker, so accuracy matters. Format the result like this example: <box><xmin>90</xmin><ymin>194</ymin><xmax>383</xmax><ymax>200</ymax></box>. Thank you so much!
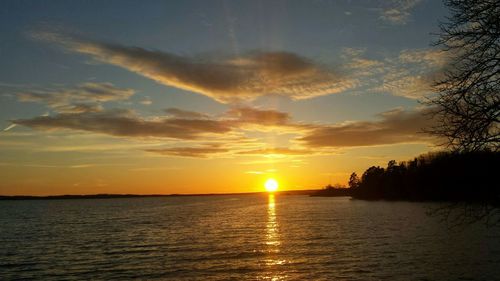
<box><xmin>0</xmin><ymin>0</ymin><xmax>450</xmax><ymax>195</ymax></box>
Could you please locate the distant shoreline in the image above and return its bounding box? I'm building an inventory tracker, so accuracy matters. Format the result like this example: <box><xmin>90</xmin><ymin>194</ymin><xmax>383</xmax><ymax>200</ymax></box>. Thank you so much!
<box><xmin>0</xmin><ymin>189</ymin><xmax>320</xmax><ymax>200</ymax></box>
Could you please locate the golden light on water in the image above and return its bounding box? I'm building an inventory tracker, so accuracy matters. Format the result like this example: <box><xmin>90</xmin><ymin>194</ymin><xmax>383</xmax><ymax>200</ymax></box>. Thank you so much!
<box><xmin>266</xmin><ymin>194</ymin><xmax>278</xmax><ymax>246</ymax></box>
<box><xmin>264</xmin><ymin>178</ymin><xmax>279</xmax><ymax>192</ymax></box>
<box><xmin>262</xmin><ymin>194</ymin><xmax>287</xmax><ymax>280</ymax></box>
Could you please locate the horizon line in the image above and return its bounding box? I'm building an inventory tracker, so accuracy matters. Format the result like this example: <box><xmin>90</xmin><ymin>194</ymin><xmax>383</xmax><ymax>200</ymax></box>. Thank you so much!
<box><xmin>0</xmin><ymin>189</ymin><xmax>322</xmax><ymax>200</ymax></box>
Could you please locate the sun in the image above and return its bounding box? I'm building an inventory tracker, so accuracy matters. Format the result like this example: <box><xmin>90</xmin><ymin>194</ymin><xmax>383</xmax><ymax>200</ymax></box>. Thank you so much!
<box><xmin>264</xmin><ymin>178</ymin><xmax>279</xmax><ymax>192</ymax></box>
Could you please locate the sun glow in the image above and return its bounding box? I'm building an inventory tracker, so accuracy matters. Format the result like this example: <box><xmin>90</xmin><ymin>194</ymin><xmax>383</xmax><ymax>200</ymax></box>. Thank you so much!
<box><xmin>264</xmin><ymin>178</ymin><xmax>279</xmax><ymax>192</ymax></box>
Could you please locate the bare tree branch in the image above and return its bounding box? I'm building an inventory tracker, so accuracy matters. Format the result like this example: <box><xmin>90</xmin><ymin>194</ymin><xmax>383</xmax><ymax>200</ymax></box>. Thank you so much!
<box><xmin>427</xmin><ymin>0</ymin><xmax>500</xmax><ymax>152</ymax></box>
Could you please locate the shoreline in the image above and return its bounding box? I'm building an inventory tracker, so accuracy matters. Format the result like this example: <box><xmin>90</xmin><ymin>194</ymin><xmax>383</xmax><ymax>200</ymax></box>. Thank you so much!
<box><xmin>0</xmin><ymin>189</ymin><xmax>320</xmax><ymax>200</ymax></box>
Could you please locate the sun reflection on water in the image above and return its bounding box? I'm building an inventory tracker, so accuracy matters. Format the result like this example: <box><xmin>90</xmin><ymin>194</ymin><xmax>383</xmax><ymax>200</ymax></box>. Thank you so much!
<box><xmin>262</xmin><ymin>194</ymin><xmax>287</xmax><ymax>280</ymax></box>
<box><xmin>266</xmin><ymin>194</ymin><xmax>280</xmax><ymax>248</ymax></box>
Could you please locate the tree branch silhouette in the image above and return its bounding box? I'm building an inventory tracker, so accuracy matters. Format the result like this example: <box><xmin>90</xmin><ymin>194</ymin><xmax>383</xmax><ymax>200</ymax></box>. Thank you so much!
<box><xmin>427</xmin><ymin>0</ymin><xmax>500</xmax><ymax>151</ymax></box>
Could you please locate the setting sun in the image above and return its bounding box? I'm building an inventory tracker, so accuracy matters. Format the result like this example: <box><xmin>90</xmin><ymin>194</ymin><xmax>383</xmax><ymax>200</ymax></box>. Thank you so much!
<box><xmin>264</xmin><ymin>178</ymin><xmax>279</xmax><ymax>192</ymax></box>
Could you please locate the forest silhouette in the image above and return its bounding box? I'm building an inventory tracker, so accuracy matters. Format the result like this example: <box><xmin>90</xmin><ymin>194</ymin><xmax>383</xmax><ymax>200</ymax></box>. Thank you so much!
<box><xmin>314</xmin><ymin>151</ymin><xmax>499</xmax><ymax>207</ymax></box>
<box><xmin>348</xmin><ymin>151</ymin><xmax>499</xmax><ymax>203</ymax></box>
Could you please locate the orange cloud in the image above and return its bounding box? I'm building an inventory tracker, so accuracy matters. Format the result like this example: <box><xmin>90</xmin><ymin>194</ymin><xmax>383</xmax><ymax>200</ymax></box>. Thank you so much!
<box><xmin>145</xmin><ymin>146</ymin><xmax>228</xmax><ymax>158</ymax></box>
<box><xmin>13</xmin><ymin>104</ymin><xmax>438</xmax><ymax>156</ymax></box>
<box><xmin>299</xmin><ymin>107</ymin><xmax>437</xmax><ymax>148</ymax></box>
<box><xmin>226</xmin><ymin>106</ymin><xmax>290</xmax><ymax>126</ymax></box>
<box><xmin>237</xmin><ymin>147</ymin><xmax>312</xmax><ymax>156</ymax></box>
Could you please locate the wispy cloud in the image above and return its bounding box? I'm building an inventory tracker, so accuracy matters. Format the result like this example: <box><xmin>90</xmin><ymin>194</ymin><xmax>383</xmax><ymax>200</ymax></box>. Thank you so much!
<box><xmin>139</xmin><ymin>96</ymin><xmax>152</xmax><ymax>105</ymax></box>
<box><xmin>12</xmin><ymin>109</ymin><xmax>231</xmax><ymax>140</ymax></box>
<box><xmin>11</xmin><ymin>106</ymin><xmax>294</xmax><ymax>142</ymax></box>
<box><xmin>2</xmin><ymin>124</ymin><xmax>17</xmax><ymax>132</ymax></box>
<box><xmin>344</xmin><ymin>48</ymin><xmax>449</xmax><ymax>99</ymax></box>
<box><xmin>33</xmin><ymin>31</ymin><xmax>355</xmax><ymax>103</ymax></box>
<box><xmin>145</xmin><ymin>145</ymin><xmax>228</xmax><ymax>158</ymax></box>
<box><xmin>237</xmin><ymin>147</ymin><xmax>312</xmax><ymax>156</ymax></box>
<box><xmin>226</xmin><ymin>106</ymin><xmax>290</xmax><ymax>126</ymax></box>
<box><xmin>17</xmin><ymin>82</ymin><xmax>134</xmax><ymax>113</ymax></box>
<box><xmin>0</xmin><ymin>162</ymin><xmax>118</xmax><ymax>169</ymax></box>
<box><xmin>245</xmin><ymin>169</ymin><xmax>278</xmax><ymax>175</ymax></box>
<box><xmin>12</xmin><ymin>104</ymin><xmax>438</xmax><ymax>157</ymax></box>
<box><xmin>379</xmin><ymin>0</ymin><xmax>422</xmax><ymax>25</ymax></box>
<box><xmin>299</xmin><ymin>107</ymin><xmax>437</xmax><ymax>148</ymax></box>
<box><xmin>29</xmin><ymin>30</ymin><xmax>447</xmax><ymax>103</ymax></box>
<box><xmin>165</xmin><ymin>108</ymin><xmax>209</xmax><ymax>119</ymax></box>
<box><xmin>377</xmin><ymin>49</ymin><xmax>449</xmax><ymax>98</ymax></box>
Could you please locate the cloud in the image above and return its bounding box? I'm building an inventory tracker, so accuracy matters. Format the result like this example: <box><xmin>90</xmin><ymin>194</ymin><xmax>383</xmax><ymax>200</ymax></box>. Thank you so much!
<box><xmin>33</xmin><ymin>31</ymin><xmax>355</xmax><ymax>103</ymax></box>
<box><xmin>12</xmin><ymin>104</ymin><xmax>438</xmax><ymax>157</ymax></box>
<box><xmin>140</xmin><ymin>97</ymin><xmax>152</xmax><ymax>105</ymax></box>
<box><xmin>237</xmin><ymin>147</ymin><xmax>312</xmax><ymax>156</ymax></box>
<box><xmin>145</xmin><ymin>145</ymin><xmax>228</xmax><ymax>158</ymax></box>
<box><xmin>378</xmin><ymin>49</ymin><xmax>449</xmax><ymax>98</ymax></box>
<box><xmin>343</xmin><ymin>48</ymin><xmax>449</xmax><ymax>99</ymax></box>
<box><xmin>226</xmin><ymin>106</ymin><xmax>290</xmax><ymax>126</ymax></box>
<box><xmin>17</xmin><ymin>82</ymin><xmax>134</xmax><ymax>113</ymax></box>
<box><xmin>398</xmin><ymin>49</ymin><xmax>449</xmax><ymax>67</ymax></box>
<box><xmin>31</xmin><ymin>30</ymin><xmax>446</xmax><ymax>102</ymax></box>
<box><xmin>379</xmin><ymin>0</ymin><xmax>422</xmax><ymax>25</ymax></box>
<box><xmin>299</xmin><ymin>107</ymin><xmax>436</xmax><ymax>148</ymax></box>
<box><xmin>2</xmin><ymin>124</ymin><xmax>17</xmax><ymax>132</ymax></box>
<box><xmin>11</xmin><ymin>106</ymin><xmax>297</xmax><ymax>140</ymax></box>
<box><xmin>245</xmin><ymin>169</ymin><xmax>278</xmax><ymax>175</ymax></box>
<box><xmin>165</xmin><ymin>108</ymin><xmax>209</xmax><ymax>119</ymax></box>
<box><xmin>12</xmin><ymin>109</ymin><xmax>232</xmax><ymax>140</ymax></box>
<box><xmin>223</xmin><ymin>106</ymin><xmax>311</xmax><ymax>134</ymax></box>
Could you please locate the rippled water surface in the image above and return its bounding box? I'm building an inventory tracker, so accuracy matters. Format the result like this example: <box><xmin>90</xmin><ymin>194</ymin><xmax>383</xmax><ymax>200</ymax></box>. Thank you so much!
<box><xmin>1</xmin><ymin>195</ymin><xmax>500</xmax><ymax>280</ymax></box>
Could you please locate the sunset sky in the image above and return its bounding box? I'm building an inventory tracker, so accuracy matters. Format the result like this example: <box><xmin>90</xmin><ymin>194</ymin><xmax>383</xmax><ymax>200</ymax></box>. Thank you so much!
<box><xmin>0</xmin><ymin>0</ymin><xmax>449</xmax><ymax>195</ymax></box>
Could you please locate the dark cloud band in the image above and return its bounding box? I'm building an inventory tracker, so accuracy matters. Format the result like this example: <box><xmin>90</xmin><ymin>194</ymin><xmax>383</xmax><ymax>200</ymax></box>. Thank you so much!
<box><xmin>34</xmin><ymin>31</ymin><xmax>354</xmax><ymax>103</ymax></box>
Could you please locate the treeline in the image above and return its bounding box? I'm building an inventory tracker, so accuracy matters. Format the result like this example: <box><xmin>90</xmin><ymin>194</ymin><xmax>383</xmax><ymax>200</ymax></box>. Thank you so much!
<box><xmin>311</xmin><ymin>184</ymin><xmax>350</xmax><ymax>197</ymax></box>
<box><xmin>348</xmin><ymin>150</ymin><xmax>500</xmax><ymax>202</ymax></box>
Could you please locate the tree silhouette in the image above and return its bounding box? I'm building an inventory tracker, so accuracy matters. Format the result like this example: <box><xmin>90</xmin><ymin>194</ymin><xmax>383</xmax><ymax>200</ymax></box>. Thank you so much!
<box><xmin>428</xmin><ymin>0</ymin><xmax>500</xmax><ymax>151</ymax></box>
<box><xmin>349</xmin><ymin>150</ymin><xmax>500</xmax><ymax>225</ymax></box>
<box><xmin>348</xmin><ymin>172</ymin><xmax>360</xmax><ymax>189</ymax></box>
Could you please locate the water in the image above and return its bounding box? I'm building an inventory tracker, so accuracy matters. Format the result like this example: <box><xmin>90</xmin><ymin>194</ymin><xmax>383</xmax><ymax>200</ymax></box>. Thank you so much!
<box><xmin>1</xmin><ymin>195</ymin><xmax>499</xmax><ymax>280</ymax></box>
